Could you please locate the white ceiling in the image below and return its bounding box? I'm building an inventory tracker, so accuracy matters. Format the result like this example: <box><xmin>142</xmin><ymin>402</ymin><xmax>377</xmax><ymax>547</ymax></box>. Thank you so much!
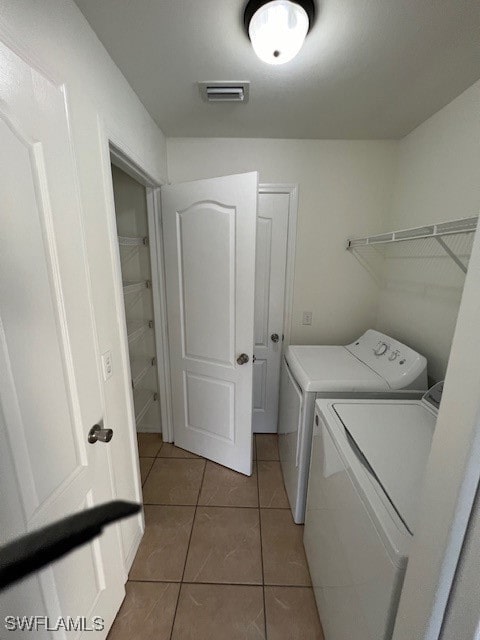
<box><xmin>75</xmin><ymin>0</ymin><xmax>480</xmax><ymax>139</ymax></box>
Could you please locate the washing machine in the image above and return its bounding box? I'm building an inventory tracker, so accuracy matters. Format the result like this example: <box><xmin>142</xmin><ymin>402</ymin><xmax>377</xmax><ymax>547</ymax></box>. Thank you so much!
<box><xmin>278</xmin><ymin>329</ymin><xmax>428</xmax><ymax>523</ymax></box>
<box><xmin>303</xmin><ymin>382</ymin><xmax>443</xmax><ymax>640</ymax></box>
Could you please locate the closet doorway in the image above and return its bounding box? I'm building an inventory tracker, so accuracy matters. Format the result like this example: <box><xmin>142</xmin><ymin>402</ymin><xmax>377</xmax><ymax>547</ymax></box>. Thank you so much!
<box><xmin>109</xmin><ymin>148</ymin><xmax>172</xmax><ymax>451</ymax></box>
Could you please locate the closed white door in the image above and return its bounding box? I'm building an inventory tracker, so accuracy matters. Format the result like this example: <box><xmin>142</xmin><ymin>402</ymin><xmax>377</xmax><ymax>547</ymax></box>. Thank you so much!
<box><xmin>0</xmin><ymin>40</ymin><xmax>125</xmax><ymax>636</ymax></box>
<box><xmin>253</xmin><ymin>190</ymin><xmax>290</xmax><ymax>433</ymax></box>
<box><xmin>162</xmin><ymin>173</ymin><xmax>258</xmax><ymax>475</ymax></box>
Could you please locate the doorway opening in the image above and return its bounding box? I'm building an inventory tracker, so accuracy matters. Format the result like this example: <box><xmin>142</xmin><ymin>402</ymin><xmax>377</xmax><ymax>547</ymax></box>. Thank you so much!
<box><xmin>107</xmin><ymin>144</ymin><xmax>173</xmax><ymax>461</ymax></box>
<box><xmin>111</xmin><ymin>164</ymin><xmax>162</xmax><ymax>435</ymax></box>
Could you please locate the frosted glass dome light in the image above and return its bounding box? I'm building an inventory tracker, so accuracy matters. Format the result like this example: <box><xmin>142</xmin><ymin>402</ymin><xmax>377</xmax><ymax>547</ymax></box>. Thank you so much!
<box><xmin>247</xmin><ymin>0</ymin><xmax>311</xmax><ymax>65</ymax></box>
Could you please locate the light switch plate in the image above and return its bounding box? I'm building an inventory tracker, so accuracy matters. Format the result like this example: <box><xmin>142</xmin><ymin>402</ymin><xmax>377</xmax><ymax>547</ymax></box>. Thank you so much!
<box><xmin>302</xmin><ymin>311</ymin><xmax>313</xmax><ymax>326</ymax></box>
<box><xmin>101</xmin><ymin>350</ymin><xmax>113</xmax><ymax>381</ymax></box>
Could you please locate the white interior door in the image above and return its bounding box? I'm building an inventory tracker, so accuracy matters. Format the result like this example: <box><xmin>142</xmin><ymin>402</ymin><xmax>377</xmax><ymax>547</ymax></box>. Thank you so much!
<box><xmin>253</xmin><ymin>190</ymin><xmax>290</xmax><ymax>433</ymax></box>
<box><xmin>0</xmin><ymin>40</ymin><xmax>125</xmax><ymax>637</ymax></box>
<box><xmin>162</xmin><ymin>173</ymin><xmax>258</xmax><ymax>475</ymax></box>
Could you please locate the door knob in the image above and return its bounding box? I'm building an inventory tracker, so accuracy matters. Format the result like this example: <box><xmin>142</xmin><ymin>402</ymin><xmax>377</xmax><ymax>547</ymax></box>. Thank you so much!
<box><xmin>88</xmin><ymin>424</ymin><xmax>113</xmax><ymax>444</ymax></box>
<box><xmin>270</xmin><ymin>333</ymin><xmax>280</xmax><ymax>343</ymax></box>
<box><xmin>236</xmin><ymin>353</ymin><xmax>250</xmax><ymax>365</ymax></box>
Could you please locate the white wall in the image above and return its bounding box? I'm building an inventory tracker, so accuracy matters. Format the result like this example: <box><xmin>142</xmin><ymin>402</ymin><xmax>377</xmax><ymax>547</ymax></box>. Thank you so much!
<box><xmin>392</xmin><ymin>197</ymin><xmax>480</xmax><ymax>640</ymax></box>
<box><xmin>375</xmin><ymin>81</ymin><xmax>480</xmax><ymax>381</ymax></box>
<box><xmin>167</xmin><ymin>138</ymin><xmax>397</xmax><ymax>346</ymax></box>
<box><xmin>0</xmin><ymin>0</ymin><xmax>167</xmax><ymax>571</ymax></box>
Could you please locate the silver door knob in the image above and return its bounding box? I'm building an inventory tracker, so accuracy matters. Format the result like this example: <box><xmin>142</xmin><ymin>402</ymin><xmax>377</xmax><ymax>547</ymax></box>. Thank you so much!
<box><xmin>270</xmin><ymin>333</ymin><xmax>280</xmax><ymax>343</ymax></box>
<box><xmin>88</xmin><ymin>424</ymin><xmax>113</xmax><ymax>444</ymax></box>
<box><xmin>236</xmin><ymin>353</ymin><xmax>249</xmax><ymax>365</ymax></box>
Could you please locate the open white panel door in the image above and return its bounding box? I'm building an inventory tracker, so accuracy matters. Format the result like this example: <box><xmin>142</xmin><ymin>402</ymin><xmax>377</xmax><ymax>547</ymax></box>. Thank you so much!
<box><xmin>162</xmin><ymin>173</ymin><xmax>258</xmax><ymax>475</ymax></box>
<box><xmin>0</xmin><ymin>39</ymin><xmax>125</xmax><ymax>637</ymax></box>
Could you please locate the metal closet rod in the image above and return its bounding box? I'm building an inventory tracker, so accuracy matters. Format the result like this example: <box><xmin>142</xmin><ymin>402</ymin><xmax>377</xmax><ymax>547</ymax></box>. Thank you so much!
<box><xmin>346</xmin><ymin>215</ymin><xmax>479</xmax><ymax>274</ymax></box>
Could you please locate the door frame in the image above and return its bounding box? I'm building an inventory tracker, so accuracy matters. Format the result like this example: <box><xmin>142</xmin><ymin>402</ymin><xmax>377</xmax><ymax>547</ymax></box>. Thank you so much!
<box><xmin>99</xmin><ymin>130</ymin><xmax>174</xmax><ymax>451</ymax></box>
<box><xmin>258</xmin><ymin>183</ymin><xmax>298</xmax><ymax>351</ymax></box>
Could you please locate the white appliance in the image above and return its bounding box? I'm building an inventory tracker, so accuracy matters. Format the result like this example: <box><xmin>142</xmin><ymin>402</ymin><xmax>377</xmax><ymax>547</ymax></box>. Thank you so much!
<box><xmin>304</xmin><ymin>383</ymin><xmax>443</xmax><ymax>640</ymax></box>
<box><xmin>278</xmin><ymin>330</ymin><xmax>428</xmax><ymax>523</ymax></box>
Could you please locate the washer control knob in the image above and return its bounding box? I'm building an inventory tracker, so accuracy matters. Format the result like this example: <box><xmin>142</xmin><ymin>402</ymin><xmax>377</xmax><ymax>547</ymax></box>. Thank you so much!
<box><xmin>374</xmin><ymin>342</ymin><xmax>388</xmax><ymax>356</ymax></box>
<box><xmin>389</xmin><ymin>350</ymin><xmax>400</xmax><ymax>361</ymax></box>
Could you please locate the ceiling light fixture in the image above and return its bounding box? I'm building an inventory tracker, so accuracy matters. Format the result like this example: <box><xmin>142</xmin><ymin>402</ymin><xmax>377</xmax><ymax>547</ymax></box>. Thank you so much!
<box><xmin>244</xmin><ymin>0</ymin><xmax>315</xmax><ymax>65</ymax></box>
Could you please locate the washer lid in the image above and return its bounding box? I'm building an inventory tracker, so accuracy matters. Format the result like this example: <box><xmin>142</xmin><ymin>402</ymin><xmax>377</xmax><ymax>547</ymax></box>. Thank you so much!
<box><xmin>285</xmin><ymin>346</ymin><xmax>388</xmax><ymax>392</ymax></box>
<box><xmin>332</xmin><ymin>402</ymin><xmax>436</xmax><ymax>533</ymax></box>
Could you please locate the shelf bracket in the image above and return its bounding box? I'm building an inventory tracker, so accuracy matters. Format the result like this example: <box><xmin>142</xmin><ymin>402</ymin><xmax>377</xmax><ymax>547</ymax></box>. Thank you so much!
<box><xmin>434</xmin><ymin>236</ymin><xmax>467</xmax><ymax>274</ymax></box>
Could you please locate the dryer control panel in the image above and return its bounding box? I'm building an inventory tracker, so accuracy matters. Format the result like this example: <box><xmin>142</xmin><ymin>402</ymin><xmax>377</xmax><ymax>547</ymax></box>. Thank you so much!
<box><xmin>345</xmin><ymin>330</ymin><xmax>428</xmax><ymax>391</ymax></box>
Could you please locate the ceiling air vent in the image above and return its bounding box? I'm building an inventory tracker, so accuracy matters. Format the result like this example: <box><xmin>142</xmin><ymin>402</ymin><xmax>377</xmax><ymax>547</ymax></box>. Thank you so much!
<box><xmin>198</xmin><ymin>81</ymin><xmax>250</xmax><ymax>103</ymax></box>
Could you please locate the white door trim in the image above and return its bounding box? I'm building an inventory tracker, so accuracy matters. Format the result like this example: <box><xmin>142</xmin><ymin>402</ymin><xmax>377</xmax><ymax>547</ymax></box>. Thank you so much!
<box><xmin>97</xmin><ymin>121</ymin><xmax>143</xmax><ymax>574</ymax></box>
<box><xmin>258</xmin><ymin>184</ymin><xmax>298</xmax><ymax>350</ymax></box>
<box><xmin>108</xmin><ymin>137</ymin><xmax>173</xmax><ymax>443</ymax></box>
<box><xmin>146</xmin><ymin>187</ymin><xmax>174</xmax><ymax>443</ymax></box>
<box><xmin>108</xmin><ymin>139</ymin><xmax>174</xmax><ymax>444</ymax></box>
<box><xmin>96</xmin><ymin>120</ymin><xmax>174</xmax><ymax>572</ymax></box>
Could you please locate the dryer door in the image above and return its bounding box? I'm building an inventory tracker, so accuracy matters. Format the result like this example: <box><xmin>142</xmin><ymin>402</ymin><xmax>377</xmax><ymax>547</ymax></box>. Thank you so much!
<box><xmin>278</xmin><ymin>359</ymin><xmax>303</xmax><ymax>513</ymax></box>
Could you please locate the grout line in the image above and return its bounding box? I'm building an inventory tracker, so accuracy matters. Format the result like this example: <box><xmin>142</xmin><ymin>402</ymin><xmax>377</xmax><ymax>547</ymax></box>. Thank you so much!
<box><xmin>255</xmin><ymin>459</ymin><xmax>268</xmax><ymax>640</ymax></box>
<box><xmin>141</xmin><ymin>458</ymin><xmax>155</xmax><ymax>488</ymax></box>
<box><xmin>182</xmin><ymin>459</ymin><xmax>207</xmax><ymax>581</ymax></box>
<box><xmin>181</xmin><ymin>581</ymin><xmax>311</xmax><ymax>589</ymax></box>
<box><xmin>156</xmin><ymin>455</ymin><xmax>202</xmax><ymax>459</ymax></box>
<box><xmin>142</xmin><ymin>501</ymin><xmax>289</xmax><ymax>509</ymax></box>
<box><xmin>127</xmin><ymin>578</ymin><xmax>311</xmax><ymax>589</ymax></box>
<box><xmin>168</xmin><ymin>459</ymin><xmax>207</xmax><ymax>640</ymax></box>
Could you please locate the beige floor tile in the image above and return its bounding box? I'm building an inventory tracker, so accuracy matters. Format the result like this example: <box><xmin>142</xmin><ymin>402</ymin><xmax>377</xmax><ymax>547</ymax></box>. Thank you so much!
<box><xmin>256</xmin><ymin>434</ymin><xmax>279</xmax><ymax>460</ymax></box>
<box><xmin>265</xmin><ymin>586</ymin><xmax>324</xmax><ymax>640</ymax></box>
<box><xmin>139</xmin><ymin>457</ymin><xmax>154</xmax><ymax>485</ymax></box>
<box><xmin>158</xmin><ymin>443</ymin><xmax>200</xmax><ymax>459</ymax></box>
<box><xmin>258</xmin><ymin>461</ymin><xmax>289</xmax><ymax>508</ymax></box>
<box><xmin>142</xmin><ymin>458</ymin><xmax>205</xmax><ymax>505</ymax></box>
<box><xmin>107</xmin><ymin>581</ymin><xmax>179</xmax><ymax>640</ymax></box>
<box><xmin>198</xmin><ymin>461</ymin><xmax>258</xmax><ymax>507</ymax></box>
<box><xmin>184</xmin><ymin>507</ymin><xmax>262</xmax><ymax>584</ymax></box>
<box><xmin>129</xmin><ymin>506</ymin><xmax>195</xmax><ymax>581</ymax></box>
<box><xmin>137</xmin><ymin>432</ymin><xmax>163</xmax><ymax>457</ymax></box>
<box><xmin>261</xmin><ymin>509</ymin><xmax>311</xmax><ymax>586</ymax></box>
<box><xmin>171</xmin><ymin>583</ymin><xmax>265</xmax><ymax>640</ymax></box>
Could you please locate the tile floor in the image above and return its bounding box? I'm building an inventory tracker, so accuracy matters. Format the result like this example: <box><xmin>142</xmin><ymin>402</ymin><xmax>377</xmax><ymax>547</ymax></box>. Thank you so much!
<box><xmin>108</xmin><ymin>433</ymin><xmax>324</xmax><ymax>640</ymax></box>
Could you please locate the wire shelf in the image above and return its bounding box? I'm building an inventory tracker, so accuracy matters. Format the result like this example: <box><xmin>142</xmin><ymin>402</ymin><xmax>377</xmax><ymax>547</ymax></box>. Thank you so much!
<box><xmin>118</xmin><ymin>235</ymin><xmax>148</xmax><ymax>247</ymax></box>
<box><xmin>134</xmin><ymin>389</ymin><xmax>158</xmax><ymax>425</ymax></box>
<box><xmin>347</xmin><ymin>215</ymin><xmax>478</xmax><ymax>273</ymax></box>
<box><xmin>131</xmin><ymin>357</ymin><xmax>156</xmax><ymax>389</ymax></box>
<box><xmin>126</xmin><ymin>320</ymin><xmax>153</xmax><ymax>345</ymax></box>
<box><xmin>347</xmin><ymin>216</ymin><xmax>478</xmax><ymax>249</ymax></box>
<box><xmin>123</xmin><ymin>280</ymin><xmax>151</xmax><ymax>295</ymax></box>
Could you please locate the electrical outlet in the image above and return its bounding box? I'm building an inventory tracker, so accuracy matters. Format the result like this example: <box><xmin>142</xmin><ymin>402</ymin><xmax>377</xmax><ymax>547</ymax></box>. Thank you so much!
<box><xmin>101</xmin><ymin>350</ymin><xmax>113</xmax><ymax>381</ymax></box>
<box><xmin>302</xmin><ymin>311</ymin><xmax>313</xmax><ymax>326</ymax></box>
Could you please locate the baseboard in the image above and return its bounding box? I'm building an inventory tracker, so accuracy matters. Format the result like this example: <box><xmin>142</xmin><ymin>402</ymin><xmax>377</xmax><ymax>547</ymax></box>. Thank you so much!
<box><xmin>136</xmin><ymin>423</ymin><xmax>162</xmax><ymax>434</ymax></box>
